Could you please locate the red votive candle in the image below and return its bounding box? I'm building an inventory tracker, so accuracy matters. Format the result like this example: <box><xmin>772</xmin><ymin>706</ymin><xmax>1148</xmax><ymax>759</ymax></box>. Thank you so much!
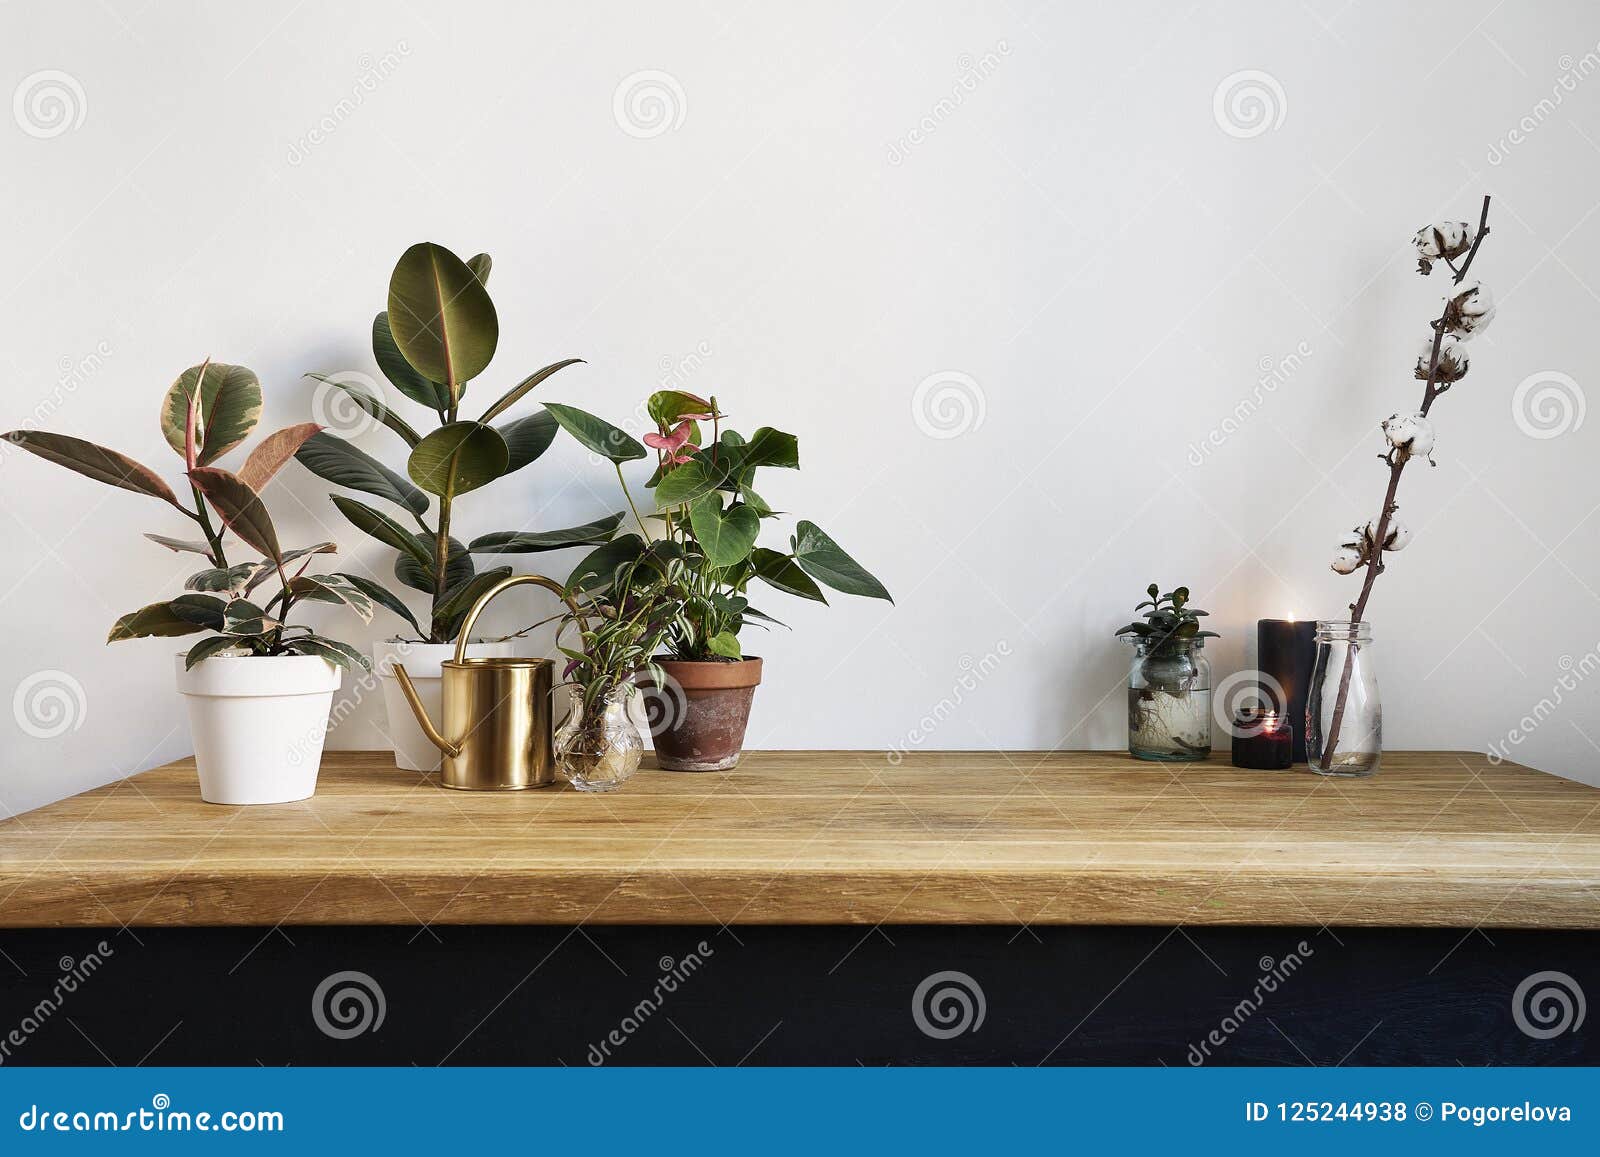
<box><xmin>1231</xmin><ymin>708</ymin><xmax>1292</xmax><ymax>770</ymax></box>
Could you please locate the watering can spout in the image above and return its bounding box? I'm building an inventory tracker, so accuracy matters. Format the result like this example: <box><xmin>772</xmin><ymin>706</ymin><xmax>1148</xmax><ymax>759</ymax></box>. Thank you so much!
<box><xmin>392</xmin><ymin>665</ymin><xmax>462</xmax><ymax>758</ymax></box>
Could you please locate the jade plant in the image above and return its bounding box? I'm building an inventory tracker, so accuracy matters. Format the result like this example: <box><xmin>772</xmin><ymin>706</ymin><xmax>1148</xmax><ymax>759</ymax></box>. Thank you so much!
<box><xmin>543</xmin><ymin>390</ymin><xmax>892</xmax><ymax>660</ymax></box>
<box><xmin>296</xmin><ymin>242</ymin><xmax>622</xmax><ymax>645</ymax></box>
<box><xmin>1114</xmin><ymin>584</ymin><xmax>1219</xmax><ymax>656</ymax></box>
<box><xmin>4</xmin><ymin>361</ymin><xmax>369</xmax><ymax>670</ymax></box>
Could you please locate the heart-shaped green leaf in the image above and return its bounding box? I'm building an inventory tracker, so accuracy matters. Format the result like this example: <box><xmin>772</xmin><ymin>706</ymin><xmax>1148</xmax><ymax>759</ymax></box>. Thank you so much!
<box><xmin>543</xmin><ymin>403</ymin><xmax>647</xmax><ymax>463</ymax></box>
<box><xmin>372</xmin><ymin>312</ymin><xmax>449</xmax><ymax>411</ymax></box>
<box><xmin>297</xmin><ymin>431</ymin><xmax>429</xmax><ymax>515</ymax></box>
<box><xmin>407</xmin><ymin>422</ymin><xmax>509</xmax><ymax>497</ymax></box>
<box><xmin>792</xmin><ymin>521</ymin><xmax>891</xmax><ymax>602</ymax></box>
<box><xmin>6</xmin><ymin>431</ymin><xmax>182</xmax><ymax>510</ymax></box>
<box><xmin>653</xmin><ymin>456</ymin><xmax>731</xmax><ymax>509</ymax></box>
<box><xmin>188</xmin><ymin>467</ymin><xmax>282</xmax><ymax>563</ymax></box>
<box><xmin>160</xmin><ymin>362</ymin><xmax>262</xmax><ymax>465</ymax></box>
<box><xmin>741</xmin><ymin>427</ymin><xmax>798</xmax><ymax>471</ymax></box>
<box><xmin>751</xmin><ymin>547</ymin><xmax>827</xmax><ymax>603</ymax></box>
<box><xmin>387</xmin><ymin>242</ymin><xmax>499</xmax><ymax>395</ymax></box>
<box><xmin>689</xmin><ymin>494</ymin><xmax>759</xmax><ymax>569</ymax></box>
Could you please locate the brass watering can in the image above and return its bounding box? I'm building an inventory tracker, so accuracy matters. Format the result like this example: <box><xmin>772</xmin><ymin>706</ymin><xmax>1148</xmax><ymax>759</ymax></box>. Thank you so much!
<box><xmin>392</xmin><ymin>574</ymin><xmax>576</xmax><ymax>791</ymax></box>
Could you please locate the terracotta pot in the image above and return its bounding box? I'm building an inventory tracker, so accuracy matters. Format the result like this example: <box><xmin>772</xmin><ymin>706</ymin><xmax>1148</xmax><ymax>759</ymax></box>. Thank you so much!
<box><xmin>647</xmin><ymin>657</ymin><xmax>763</xmax><ymax>772</ymax></box>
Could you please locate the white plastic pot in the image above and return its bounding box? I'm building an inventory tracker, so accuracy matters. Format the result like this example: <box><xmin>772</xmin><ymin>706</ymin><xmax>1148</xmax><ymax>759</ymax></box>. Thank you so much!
<box><xmin>174</xmin><ymin>653</ymin><xmax>342</xmax><ymax>805</ymax></box>
<box><xmin>373</xmin><ymin>638</ymin><xmax>518</xmax><ymax>772</ymax></box>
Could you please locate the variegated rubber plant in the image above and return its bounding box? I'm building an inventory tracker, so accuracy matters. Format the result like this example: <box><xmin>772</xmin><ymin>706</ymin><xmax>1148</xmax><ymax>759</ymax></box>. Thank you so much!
<box><xmin>296</xmin><ymin>242</ymin><xmax>622</xmax><ymax>644</ymax></box>
<box><xmin>545</xmin><ymin>391</ymin><xmax>892</xmax><ymax>661</ymax></box>
<box><xmin>4</xmin><ymin>361</ymin><xmax>371</xmax><ymax>671</ymax></box>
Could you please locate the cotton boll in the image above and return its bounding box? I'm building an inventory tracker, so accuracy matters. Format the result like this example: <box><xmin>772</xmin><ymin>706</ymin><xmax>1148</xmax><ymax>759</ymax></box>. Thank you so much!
<box><xmin>1382</xmin><ymin>411</ymin><xmax>1436</xmax><ymax>463</ymax></box>
<box><xmin>1363</xmin><ymin>516</ymin><xmax>1413</xmax><ymax>552</ymax></box>
<box><xmin>1443</xmin><ymin>280</ymin><xmax>1494</xmax><ymax>338</ymax></box>
<box><xmin>1331</xmin><ymin>542</ymin><xmax>1366</xmax><ymax>575</ymax></box>
<box><xmin>1414</xmin><ymin>335</ymin><xmax>1469</xmax><ymax>383</ymax></box>
<box><xmin>1414</xmin><ymin>221</ymin><xmax>1473</xmax><ymax>274</ymax></box>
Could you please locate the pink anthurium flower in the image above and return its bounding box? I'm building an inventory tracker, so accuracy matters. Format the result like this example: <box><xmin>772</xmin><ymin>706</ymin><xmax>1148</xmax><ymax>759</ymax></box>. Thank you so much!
<box><xmin>643</xmin><ymin>419</ymin><xmax>701</xmax><ymax>467</ymax></box>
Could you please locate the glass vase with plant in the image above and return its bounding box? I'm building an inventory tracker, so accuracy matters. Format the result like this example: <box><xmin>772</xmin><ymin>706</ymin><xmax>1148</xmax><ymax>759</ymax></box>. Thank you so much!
<box><xmin>1115</xmin><ymin>584</ymin><xmax>1219</xmax><ymax>762</ymax></box>
<box><xmin>295</xmin><ymin>242</ymin><xmax>624</xmax><ymax>770</ymax></box>
<box><xmin>542</xmin><ymin>389</ymin><xmax>892</xmax><ymax>770</ymax></box>
<box><xmin>5</xmin><ymin>360</ymin><xmax>370</xmax><ymax>803</ymax></box>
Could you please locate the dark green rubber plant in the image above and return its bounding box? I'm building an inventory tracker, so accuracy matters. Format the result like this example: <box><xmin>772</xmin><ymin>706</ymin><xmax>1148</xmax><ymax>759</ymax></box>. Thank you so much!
<box><xmin>296</xmin><ymin>242</ymin><xmax>622</xmax><ymax>644</ymax></box>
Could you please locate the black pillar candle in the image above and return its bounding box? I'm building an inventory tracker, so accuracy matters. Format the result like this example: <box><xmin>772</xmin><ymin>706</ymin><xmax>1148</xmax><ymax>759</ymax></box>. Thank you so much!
<box><xmin>1257</xmin><ymin>619</ymin><xmax>1316</xmax><ymax>762</ymax></box>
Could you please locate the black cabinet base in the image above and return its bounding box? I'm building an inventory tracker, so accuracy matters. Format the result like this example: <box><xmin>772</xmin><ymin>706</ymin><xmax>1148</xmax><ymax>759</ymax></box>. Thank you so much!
<box><xmin>0</xmin><ymin>925</ymin><xmax>1592</xmax><ymax>1066</ymax></box>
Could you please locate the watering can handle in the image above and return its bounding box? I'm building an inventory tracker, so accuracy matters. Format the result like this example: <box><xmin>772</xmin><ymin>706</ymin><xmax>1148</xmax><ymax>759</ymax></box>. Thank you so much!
<box><xmin>451</xmin><ymin>573</ymin><xmax>586</xmax><ymax>663</ymax></box>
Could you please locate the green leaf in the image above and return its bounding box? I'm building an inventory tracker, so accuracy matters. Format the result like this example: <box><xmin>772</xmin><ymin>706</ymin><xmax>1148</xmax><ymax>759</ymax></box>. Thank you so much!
<box><xmin>160</xmin><ymin>362</ymin><xmax>262</xmax><ymax>465</ymax></box>
<box><xmin>567</xmin><ymin>534</ymin><xmax>646</xmax><ymax>592</ymax></box>
<box><xmin>751</xmin><ymin>547</ymin><xmax>827</xmax><ymax>603</ymax></box>
<box><xmin>792</xmin><ymin>521</ymin><xmax>891</xmax><ymax>602</ymax></box>
<box><xmin>543</xmin><ymin>403</ymin><xmax>647</xmax><ymax>463</ymax></box>
<box><xmin>188</xmin><ymin>467</ymin><xmax>282</xmax><ymax>563</ymax></box>
<box><xmin>466</xmin><ymin>252</ymin><xmax>492</xmax><ymax>286</ymax></box>
<box><xmin>653</xmin><ymin>456</ymin><xmax>731</xmax><ymax>509</ymax></box>
<box><xmin>288</xmin><ymin>574</ymin><xmax>375</xmax><ymax>623</ymax></box>
<box><xmin>239</xmin><ymin>543</ymin><xmax>336</xmax><ymax>596</ymax></box>
<box><xmin>386</xmin><ymin>242</ymin><xmax>499</xmax><ymax>393</ymax></box>
<box><xmin>237</xmin><ymin>422</ymin><xmax>322</xmax><ymax>493</ymax></box>
<box><xmin>185</xmin><ymin>566</ymin><xmax>250</xmax><ymax>593</ymax></box>
<box><xmin>330</xmin><ymin>494</ymin><xmax>433</xmax><ymax>566</ymax></box>
<box><xmin>144</xmin><ymin>533</ymin><xmax>212</xmax><ymax>555</ymax></box>
<box><xmin>479</xmin><ymin>359</ymin><xmax>584</xmax><ymax>424</ymax></box>
<box><xmin>108</xmin><ymin>601</ymin><xmax>210</xmax><ymax>642</ymax></box>
<box><xmin>289</xmin><ymin>635</ymin><xmax>369</xmax><ymax>672</ymax></box>
<box><xmin>498</xmin><ymin>411</ymin><xmax>559</xmax><ymax>473</ymax></box>
<box><xmin>432</xmin><ymin>566</ymin><xmax>514</xmax><ymax>634</ymax></box>
<box><xmin>297</xmin><ymin>431</ymin><xmax>429</xmax><ymax>516</ymax></box>
<box><xmin>185</xmin><ymin>635</ymin><xmax>241</xmax><ymax>669</ymax></box>
<box><xmin>469</xmin><ymin>512</ymin><xmax>624</xmax><ymax>554</ymax></box>
<box><xmin>332</xmin><ymin>573</ymin><xmax>423</xmax><ymax>639</ymax></box>
<box><xmin>222</xmin><ymin>599</ymin><xmax>272</xmax><ymax>635</ymax></box>
<box><xmin>647</xmin><ymin>390</ymin><xmax>713</xmax><ymax>427</ymax></box>
<box><xmin>6</xmin><ymin>431</ymin><xmax>181</xmax><ymax>509</ymax></box>
<box><xmin>171</xmin><ymin>593</ymin><xmax>229</xmax><ymax>628</ymax></box>
<box><xmin>707</xmin><ymin>632</ymin><xmax>742</xmax><ymax>658</ymax></box>
<box><xmin>741</xmin><ymin>427</ymin><xmax>798</xmax><ymax>471</ymax></box>
<box><xmin>689</xmin><ymin>493</ymin><xmax>759</xmax><ymax>569</ymax></box>
<box><xmin>394</xmin><ymin>533</ymin><xmax>473</xmax><ymax>594</ymax></box>
<box><xmin>304</xmin><ymin>373</ymin><xmax>421</xmax><ymax>447</ymax></box>
<box><xmin>407</xmin><ymin>422</ymin><xmax>509</xmax><ymax>497</ymax></box>
<box><xmin>372</xmin><ymin>312</ymin><xmax>449</xmax><ymax>411</ymax></box>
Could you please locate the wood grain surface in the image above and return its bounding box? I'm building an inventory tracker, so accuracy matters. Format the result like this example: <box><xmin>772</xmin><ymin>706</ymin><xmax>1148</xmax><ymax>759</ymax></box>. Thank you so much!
<box><xmin>1</xmin><ymin>750</ymin><xmax>1596</xmax><ymax>928</ymax></box>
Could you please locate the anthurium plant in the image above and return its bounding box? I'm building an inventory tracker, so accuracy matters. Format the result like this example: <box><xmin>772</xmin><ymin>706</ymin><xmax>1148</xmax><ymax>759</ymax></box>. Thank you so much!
<box><xmin>544</xmin><ymin>391</ymin><xmax>891</xmax><ymax>661</ymax></box>
<box><xmin>4</xmin><ymin>361</ymin><xmax>370</xmax><ymax>671</ymax></box>
<box><xmin>296</xmin><ymin>242</ymin><xmax>622</xmax><ymax>645</ymax></box>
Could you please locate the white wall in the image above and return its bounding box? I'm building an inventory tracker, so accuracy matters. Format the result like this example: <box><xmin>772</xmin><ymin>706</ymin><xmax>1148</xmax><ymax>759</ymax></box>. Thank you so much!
<box><xmin>4</xmin><ymin>0</ymin><xmax>1598</xmax><ymax>816</ymax></box>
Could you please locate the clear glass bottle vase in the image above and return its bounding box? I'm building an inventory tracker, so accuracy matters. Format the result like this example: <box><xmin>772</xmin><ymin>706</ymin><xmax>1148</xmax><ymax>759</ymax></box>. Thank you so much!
<box><xmin>555</xmin><ymin>684</ymin><xmax>644</xmax><ymax>792</ymax></box>
<box><xmin>1305</xmin><ymin>620</ymin><xmax>1381</xmax><ymax>777</ymax></box>
<box><xmin>1126</xmin><ymin>637</ymin><xmax>1212</xmax><ymax>762</ymax></box>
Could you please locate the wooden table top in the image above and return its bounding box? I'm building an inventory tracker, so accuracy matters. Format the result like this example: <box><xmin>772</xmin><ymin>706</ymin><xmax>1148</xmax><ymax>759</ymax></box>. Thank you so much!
<box><xmin>1</xmin><ymin>750</ymin><xmax>1596</xmax><ymax>929</ymax></box>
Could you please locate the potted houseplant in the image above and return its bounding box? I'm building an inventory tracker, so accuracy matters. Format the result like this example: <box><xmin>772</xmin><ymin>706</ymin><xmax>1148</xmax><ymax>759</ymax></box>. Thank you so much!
<box><xmin>296</xmin><ymin>242</ymin><xmax>622</xmax><ymax>771</ymax></box>
<box><xmin>1115</xmin><ymin>584</ymin><xmax>1219</xmax><ymax>762</ymax></box>
<box><xmin>545</xmin><ymin>390</ymin><xmax>892</xmax><ymax>770</ymax></box>
<box><xmin>5</xmin><ymin>361</ymin><xmax>370</xmax><ymax>804</ymax></box>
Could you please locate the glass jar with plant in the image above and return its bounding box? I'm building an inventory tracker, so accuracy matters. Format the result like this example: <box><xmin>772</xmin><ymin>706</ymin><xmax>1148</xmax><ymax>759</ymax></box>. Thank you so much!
<box><xmin>542</xmin><ymin>390</ymin><xmax>893</xmax><ymax>771</ymax></box>
<box><xmin>5</xmin><ymin>360</ymin><xmax>371</xmax><ymax>804</ymax></box>
<box><xmin>295</xmin><ymin>242</ymin><xmax>624</xmax><ymax>771</ymax></box>
<box><xmin>1115</xmin><ymin>584</ymin><xmax>1219</xmax><ymax>762</ymax></box>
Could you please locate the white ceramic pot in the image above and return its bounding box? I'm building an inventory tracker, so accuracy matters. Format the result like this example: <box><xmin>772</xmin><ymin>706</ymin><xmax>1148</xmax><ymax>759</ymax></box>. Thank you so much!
<box><xmin>373</xmin><ymin>638</ymin><xmax>518</xmax><ymax>772</ymax></box>
<box><xmin>174</xmin><ymin>654</ymin><xmax>342</xmax><ymax>805</ymax></box>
